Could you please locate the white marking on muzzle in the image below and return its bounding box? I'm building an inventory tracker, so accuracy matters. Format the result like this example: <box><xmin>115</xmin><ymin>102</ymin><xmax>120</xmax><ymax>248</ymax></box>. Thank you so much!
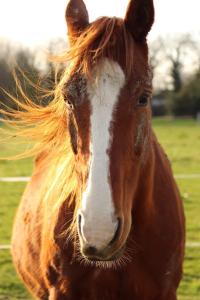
<box><xmin>79</xmin><ymin>59</ymin><xmax>125</xmax><ymax>250</ymax></box>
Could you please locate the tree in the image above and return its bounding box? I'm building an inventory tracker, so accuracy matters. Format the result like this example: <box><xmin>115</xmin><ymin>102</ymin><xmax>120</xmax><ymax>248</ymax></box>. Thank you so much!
<box><xmin>171</xmin><ymin>71</ymin><xmax>200</xmax><ymax>117</ymax></box>
<box><xmin>0</xmin><ymin>42</ymin><xmax>41</xmax><ymax>113</ymax></box>
<box><xmin>150</xmin><ymin>34</ymin><xmax>200</xmax><ymax>116</ymax></box>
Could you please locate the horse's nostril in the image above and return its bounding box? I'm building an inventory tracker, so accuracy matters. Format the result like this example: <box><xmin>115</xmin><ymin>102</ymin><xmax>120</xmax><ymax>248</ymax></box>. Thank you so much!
<box><xmin>78</xmin><ymin>213</ymin><xmax>82</xmax><ymax>226</ymax></box>
<box><xmin>78</xmin><ymin>213</ymin><xmax>83</xmax><ymax>238</ymax></box>
<box><xmin>83</xmin><ymin>245</ymin><xmax>98</xmax><ymax>256</ymax></box>
<box><xmin>109</xmin><ymin>217</ymin><xmax>122</xmax><ymax>246</ymax></box>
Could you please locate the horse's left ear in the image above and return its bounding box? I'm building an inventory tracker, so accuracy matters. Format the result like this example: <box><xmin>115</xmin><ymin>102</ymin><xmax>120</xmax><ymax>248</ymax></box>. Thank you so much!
<box><xmin>66</xmin><ymin>0</ymin><xmax>89</xmax><ymax>45</ymax></box>
<box><xmin>124</xmin><ymin>0</ymin><xmax>154</xmax><ymax>42</ymax></box>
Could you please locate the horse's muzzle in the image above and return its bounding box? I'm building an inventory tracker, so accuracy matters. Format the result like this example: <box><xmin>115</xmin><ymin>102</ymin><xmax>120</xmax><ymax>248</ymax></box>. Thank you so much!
<box><xmin>78</xmin><ymin>214</ymin><xmax>124</xmax><ymax>261</ymax></box>
<box><xmin>81</xmin><ymin>243</ymin><xmax>126</xmax><ymax>261</ymax></box>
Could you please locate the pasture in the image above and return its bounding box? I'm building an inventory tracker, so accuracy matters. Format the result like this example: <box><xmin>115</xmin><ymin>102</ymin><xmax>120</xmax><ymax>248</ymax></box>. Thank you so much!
<box><xmin>0</xmin><ymin>118</ymin><xmax>200</xmax><ymax>299</ymax></box>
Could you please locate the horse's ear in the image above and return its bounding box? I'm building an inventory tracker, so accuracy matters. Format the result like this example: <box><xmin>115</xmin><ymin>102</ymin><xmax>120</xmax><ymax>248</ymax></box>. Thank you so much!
<box><xmin>66</xmin><ymin>0</ymin><xmax>89</xmax><ymax>45</ymax></box>
<box><xmin>124</xmin><ymin>0</ymin><xmax>154</xmax><ymax>42</ymax></box>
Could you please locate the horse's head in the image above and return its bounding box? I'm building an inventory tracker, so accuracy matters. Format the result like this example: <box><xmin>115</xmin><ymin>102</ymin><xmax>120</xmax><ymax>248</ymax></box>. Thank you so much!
<box><xmin>64</xmin><ymin>0</ymin><xmax>154</xmax><ymax>262</ymax></box>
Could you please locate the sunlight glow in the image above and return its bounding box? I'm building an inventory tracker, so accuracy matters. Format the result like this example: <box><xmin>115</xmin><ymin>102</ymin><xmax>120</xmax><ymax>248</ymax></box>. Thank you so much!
<box><xmin>0</xmin><ymin>0</ymin><xmax>200</xmax><ymax>47</ymax></box>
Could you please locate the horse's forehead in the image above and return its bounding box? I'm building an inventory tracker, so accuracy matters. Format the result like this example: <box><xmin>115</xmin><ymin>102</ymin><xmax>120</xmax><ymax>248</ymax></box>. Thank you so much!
<box><xmin>87</xmin><ymin>58</ymin><xmax>126</xmax><ymax>106</ymax></box>
<box><xmin>65</xmin><ymin>58</ymin><xmax>125</xmax><ymax>107</ymax></box>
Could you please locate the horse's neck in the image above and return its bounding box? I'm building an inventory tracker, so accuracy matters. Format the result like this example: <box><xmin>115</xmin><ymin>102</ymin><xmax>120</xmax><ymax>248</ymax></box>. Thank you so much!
<box><xmin>144</xmin><ymin>131</ymin><xmax>173</xmax><ymax>185</ymax></box>
<box><xmin>134</xmin><ymin>131</ymin><xmax>176</xmax><ymax>219</ymax></box>
<box><xmin>152</xmin><ymin>132</ymin><xmax>175</xmax><ymax>187</ymax></box>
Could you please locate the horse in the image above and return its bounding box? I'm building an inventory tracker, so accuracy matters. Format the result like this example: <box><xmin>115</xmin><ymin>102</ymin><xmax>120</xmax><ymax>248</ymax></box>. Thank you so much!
<box><xmin>2</xmin><ymin>0</ymin><xmax>185</xmax><ymax>299</ymax></box>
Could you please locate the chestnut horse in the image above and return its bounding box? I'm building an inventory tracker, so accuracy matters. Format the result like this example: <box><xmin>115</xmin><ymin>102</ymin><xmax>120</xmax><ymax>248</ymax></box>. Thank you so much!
<box><xmin>7</xmin><ymin>0</ymin><xmax>185</xmax><ymax>299</ymax></box>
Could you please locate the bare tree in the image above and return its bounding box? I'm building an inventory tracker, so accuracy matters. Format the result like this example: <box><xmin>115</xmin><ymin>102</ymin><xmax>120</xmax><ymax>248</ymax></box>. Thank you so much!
<box><xmin>149</xmin><ymin>37</ymin><xmax>163</xmax><ymax>75</ymax></box>
<box><xmin>0</xmin><ymin>41</ymin><xmax>41</xmax><ymax>112</ymax></box>
<box><xmin>150</xmin><ymin>34</ymin><xmax>200</xmax><ymax>92</ymax></box>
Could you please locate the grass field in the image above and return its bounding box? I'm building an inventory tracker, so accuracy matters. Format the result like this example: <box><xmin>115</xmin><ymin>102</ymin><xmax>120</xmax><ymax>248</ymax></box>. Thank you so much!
<box><xmin>0</xmin><ymin>118</ymin><xmax>200</xmax><ymax>299</ymax></box>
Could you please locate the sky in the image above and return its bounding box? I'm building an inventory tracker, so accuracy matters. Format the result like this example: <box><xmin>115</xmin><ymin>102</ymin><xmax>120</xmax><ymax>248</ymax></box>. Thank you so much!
<box><xmin>0</xmin><ymin>0</ymin><xmax>200</xmax><ymax>48</ymax></box>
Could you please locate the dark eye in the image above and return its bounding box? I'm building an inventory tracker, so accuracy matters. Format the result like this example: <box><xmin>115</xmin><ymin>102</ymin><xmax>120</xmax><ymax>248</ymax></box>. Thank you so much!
<box><xmin>66</xmin><ymin>98</ymin><xmax>74</xmax><ymax>110</ymax></box>
<box><xmin>69</xmin><ymin>117</ymin><xmax>78</xmax><ymax>155</ymax></box>
<box><xmin>137</xmin><ymin>94</ymin><xmax>149</xmax><ymax>106</ymax></box>
<box><xmin>63</xmin><ymin>73</ymin><xmax>87</xmax><ymax>108</ymax></box>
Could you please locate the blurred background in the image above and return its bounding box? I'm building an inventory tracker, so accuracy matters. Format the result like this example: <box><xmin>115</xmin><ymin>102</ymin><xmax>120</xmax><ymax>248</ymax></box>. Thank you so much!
<box><xmin>0</xmin><ymin>1</ymin><xmax>200</xmax><ymax>299</ymax></box>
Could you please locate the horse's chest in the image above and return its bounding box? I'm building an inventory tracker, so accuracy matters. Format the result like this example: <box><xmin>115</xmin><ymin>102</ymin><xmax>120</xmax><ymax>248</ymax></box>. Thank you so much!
<box><xmin>67</xmin><ymin>269</ymin><xmax>123</xmax><ymax>299</ymax></box>
<box><xmin>69</xmin><ymin>268</ymin><xmax>157</xmax><ymax>300</ymax></box>
<box><xmin>53</xmin><ymin>266</ymin><xmax>158</xmax><ymax>300</ymax></box>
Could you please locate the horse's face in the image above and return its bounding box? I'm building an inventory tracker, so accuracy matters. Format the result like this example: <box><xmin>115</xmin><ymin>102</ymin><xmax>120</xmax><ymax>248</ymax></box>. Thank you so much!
<box><xmin>65</xmin><ymin>0</ymin><xmax>154</xmax><ymax>262</ymax></box>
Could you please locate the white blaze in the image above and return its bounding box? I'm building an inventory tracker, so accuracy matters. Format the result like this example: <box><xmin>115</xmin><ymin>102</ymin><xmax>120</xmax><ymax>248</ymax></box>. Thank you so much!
<box><xmin>79</xmin><ymin>59</ymin><xmax>125</xmax><ymax>250</ymax></box>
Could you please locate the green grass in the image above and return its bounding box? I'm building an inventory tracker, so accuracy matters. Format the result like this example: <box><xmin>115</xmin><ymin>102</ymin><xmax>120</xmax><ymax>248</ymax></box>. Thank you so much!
<box><xmin>153</xmin><ymin>117</ymin><xmax>200</xmax><ymax>174</ymax></box>
<box><xmin>0</xmin><ymin>183</ymin><xmax>30</xmax><ymax>299</ymax></box>
<box><xmin>0</xmin><ymin>141</ymin><xmax>33</xmax><ymax>177</ymax></box>
<box><xmin>0</xmin><ymin>251</ymin><xmax>30</xmax><ymax>300</ymax></box>
<box><xmin>0</xmin><ymin>118</ymin><xmax>200</xmax><ymax>299</ymax></box>
<box><xmin>169</xmin><ymin>178</ymin><xmax>200</xmax><ymax>298</ymax></box>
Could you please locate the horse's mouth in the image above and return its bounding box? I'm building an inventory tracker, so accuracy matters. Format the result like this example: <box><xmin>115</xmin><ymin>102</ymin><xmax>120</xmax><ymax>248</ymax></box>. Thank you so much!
<box><xmin>82</xmin><ymin>244</ymin><xmax>126</xmax><ymax>263</ymax></box>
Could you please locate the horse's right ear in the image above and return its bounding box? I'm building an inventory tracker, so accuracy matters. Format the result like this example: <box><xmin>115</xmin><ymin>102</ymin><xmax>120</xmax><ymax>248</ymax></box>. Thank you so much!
<box><xmin>66</xmin><ymin>0</ymin><xmax>89</xmax><ymax>45</ymax></box>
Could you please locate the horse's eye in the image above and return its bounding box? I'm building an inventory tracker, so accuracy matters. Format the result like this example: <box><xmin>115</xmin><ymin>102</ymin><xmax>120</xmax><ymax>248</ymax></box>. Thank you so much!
<box><xmin>65</xmin><ymin>98</ymin><xmax>74</xmax><ymax>110</ymax></box>
<box><xmin>137</xmin><ymin>94</ymin><xmax>149</xmax><ymax>106</ymax></box>
<box><xmin>69</xmin><ymin>118</ymin><xmax>78</xmax><ymax>155</ymax></box>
